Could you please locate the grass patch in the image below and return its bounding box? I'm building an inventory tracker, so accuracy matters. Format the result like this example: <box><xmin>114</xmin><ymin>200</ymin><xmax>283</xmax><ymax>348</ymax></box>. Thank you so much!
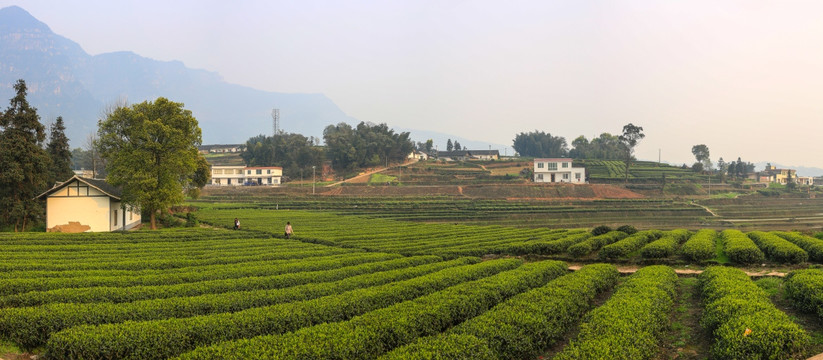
<box><xmin>754</xmin><ymin>276</ymin><xmax>783</xmax><ymax>298</ymax></box>
<box><xmin>713</xmin><ymin>236</ymin><xmax>730</xmax><ymax>264</ymax></box>
<box><xmin>369</xmin><ymin>173</ymin><xmax>397</xmax><ymax>184</ymax></box>
<box><xmin>709</xmin><ymin>192</ymin><xmax>738</xmax><ymax>199</ymax></box>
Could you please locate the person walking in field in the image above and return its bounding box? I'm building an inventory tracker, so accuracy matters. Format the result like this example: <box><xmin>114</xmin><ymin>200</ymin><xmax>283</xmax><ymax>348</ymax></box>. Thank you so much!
<box><xmin>234</xmin><ymin>218</ymin><xmax>240</xmax><ymax>230</ymax></box>
<box><xmin>285</xmin><ymin>222</ymin><xmax>293</xmax><ymax>239</ymax></box>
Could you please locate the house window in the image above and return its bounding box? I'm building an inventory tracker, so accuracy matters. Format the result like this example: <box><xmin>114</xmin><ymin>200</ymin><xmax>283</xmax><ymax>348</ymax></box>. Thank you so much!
<box><xmin>548</xmin><ymin>163</ymin><xmax>557</xmax><ymax>170</ymax></box>
<box><xmin>213</xmin><ymin>169</ymin><xmax>223</xmax><ymax>175</ymax></box>
<box><xmin>537</xmin><ymin>174</ymin><xmax>544</xmax><ymax>180</ymax></box>
<box><xmin>575</xmin><ymin>173</ymin><xmax>581</xmax><ymax>180</ymax></box>
<box><xmin>537</xmin><ymin>163</ymin><xmax>544</xmax><ymax>169</ymax></box>
<box><xmin>236</xmin><ymin>169</ymin><xmax>243</xmax><ymax>174</ymax></box>
<box><xmin>562</xmin><ymin>162</ymin><xmax>569</xmax><ymax>168</ymax></box>
<box><xmin>114</xmin><ymin>210</ymin><xmax>118</xmax><ymax>226</ymax></box>
<box><xmin>129</xmin><ymin>208</ymin><xmax>133</xmax><ymax>220</ymax></box>
<box><xmin>563</xmin><ymin>173</ymin><xmax>569</xmax><ymax>179</ymax></box>
<box><xmin>256</xmin><ymin>169</ymin><xmax>262</xmax><ymax>175</ymax></box>
<box><xmin>267</xmin><ymin>169</ymin><xmax>271</xmax><ymax>174</ymax></box>
<box><xmin>228</xmin><ymin>178</ymin><xmax>232</xmax><ymax>185</ymax></box>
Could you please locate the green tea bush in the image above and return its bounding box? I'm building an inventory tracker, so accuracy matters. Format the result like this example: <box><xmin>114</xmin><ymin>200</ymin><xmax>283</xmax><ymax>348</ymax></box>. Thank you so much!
<box><xmin>699</xmin><ymin>266</ymin><xmax>808</xmax><ymax>359</ymax></box>
<box><xmin>747</xmin><ymin>231</ymin><xmax>807</xmax><ymax>264</ymax></box>
<box><xmin>567</xmin><ymin>231</ymin><xmax>627</xmax><ymax>258</ymax></box>
<box><xmin>599</xmin><ymin>230</ymin><xmax>664</xmax><ymax>259</ymax></box>
<box><xmin>681</xmin><ymin>229</ymin><xmax>717</xmax><ymax>262</ymax></box>
<box><xmin>640</xmin><ymin>229</ymin><xmax>691</xmax><ymax>259</ymax></box>
<box><xmin>616</xmin><ymin>225</ymin><xmax>638</xmax><ymax>235</ymax></box>
<box><xmin>784</xmin><ymin>269</ymin><xmax>823</xmax><ymax>318</ymax></box>
<box><xmin>774</xmin><ymin>232</ymin><xmax>823</xmax><ymax>262</ymax></box>
<box><xmin>553</xmin><ymin>265</ymin><xmax>677</xmax><ymax>360</ymax></box>
<box><xmin>591</xmin><ymin>225</ymin><xmax>612</xmax><ymax>236</ymax></box>
<box><xmin>720</xmin><ymin>230</ymin><xmax>765</xmax><ymax>265</ymax></box>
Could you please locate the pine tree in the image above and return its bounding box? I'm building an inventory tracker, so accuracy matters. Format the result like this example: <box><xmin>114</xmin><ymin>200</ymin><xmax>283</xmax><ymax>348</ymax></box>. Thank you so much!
<box><xmin>0</xmin><ymin>79</ymin><xmax>50</xmax><ymax>231</ymax></box>
<box><xmin>47</xmin><ymin>116</ymin><xmax>74</xmax><ymax>185</ymax></box>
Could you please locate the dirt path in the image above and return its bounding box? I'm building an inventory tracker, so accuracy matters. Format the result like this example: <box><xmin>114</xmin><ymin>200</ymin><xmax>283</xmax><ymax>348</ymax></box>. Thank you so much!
<box><xmin>690</xmin><ymin>202</ymin><xmax>719</xmax><ymax>217</ymax></box>
<box><xmin>325</xmin><ymin>158</ymin><xmax>418</xmax><ymax>187</ymax></box>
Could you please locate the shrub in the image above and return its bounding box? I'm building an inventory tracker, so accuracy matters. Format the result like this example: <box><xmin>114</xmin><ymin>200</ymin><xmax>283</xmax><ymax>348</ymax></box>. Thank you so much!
<box><xmin>640</xmin><ymin>229</ymin><xmax>691</xmax><ymax>259</ymax></box>
<box><xmin>720</xmin><ymin>230</ymin><xmax>765</xmax><ymax>265</ymax></box>
<box><xmin>599</xmin><ymin>230</ymin><xmax>664</xmax><ymax>259</ymax></box>
<box><xmin>553</xmin><ymin>265</ymin><xmax>678</xmax><ymax>360</ymax></box>
<box><xmin>774</xmin><ymin>231</ymin><xmax>823</xmax><ymax>262</ymax></box>
<box><xmin>747</xmin><ymin>231</ymin><xmax>807</xmax><ymax>264</ymax></box>
<box><xmin>616</xmin><ymin>225</ymin><xmax>638</xmax><ymax>235</ymax></box>
<box><xmin>681</xmin><ymin>229</ymin><xmax>717</xmax><ymax>262</ymax></box>
<box><xmin>699</xmin><ymin>266</ymin><xmax>808</xmax><ymax>359</ymax></box>
<box><xmin>567</xmin><ymin>231</ymin><xmax>627</xmax><ymax>258</ymax></box>
<box><xmin>591</xmin><ymin>225</ymin><xmax>612</xmax><ymax>236</ymax></box>
<box><xmin>784</xmin><ymin>269</ymin><xmax>823</xmax><ymax>317</ymax></box>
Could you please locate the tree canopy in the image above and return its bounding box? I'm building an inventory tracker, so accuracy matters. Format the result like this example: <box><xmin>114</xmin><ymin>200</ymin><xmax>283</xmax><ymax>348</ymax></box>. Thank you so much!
<box><xmin>323</xmin><ymin>122</ymin><xmax>414</xmax><ymax>173</ymax></box>
<box><xmin>691</xmin><ymin>144</ymin><xmax>711</xmax><ymax>171</ymax></box>
<box><xmin>568</xmin><ymin>133</ymin><xmax>624</xmax><ymax>160</ymax></box>
<box><xmin>97</xmin><ymin>97</ymin><xmax>206</xmax><ymax>229</ymax></box>
<box><xmin>0</xmin><ymin>79</ymin><xmax>50</xmax><ymax>231</ymax></box>
<box><xmin>47</xmin><ymin>116</ymin><xmax>74</xmax><ymax>185</ymax></box>
<box><xmin>241</xmin><ymin>133</ymin><xmax>324</xmax><ymax>179</ymax></box>
<box><xmin>618</xmin><ymin>123</ymin><xmax>645</xmax><ymax>182</ymax></box>
<box><xmin>512</xmin><ymin>131</ymin><xmax>568</xmax><ymax>157</ymax></box>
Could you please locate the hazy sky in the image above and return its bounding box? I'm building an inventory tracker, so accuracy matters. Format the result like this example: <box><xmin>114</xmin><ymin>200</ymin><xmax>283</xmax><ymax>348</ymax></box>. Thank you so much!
<box><xmin>4</xmin><ymin>1</ymin><xmax>823</xmax><ymax>169</ymax></box>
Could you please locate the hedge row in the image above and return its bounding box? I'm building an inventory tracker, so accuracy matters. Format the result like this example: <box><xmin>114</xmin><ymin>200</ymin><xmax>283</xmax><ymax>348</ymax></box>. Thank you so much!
<box><xmin>567</xmin><ymin>231</ymin><xmax>627</xmax><ymax>258</ymax></box>
<box><xmin>511</xmin><ymin>232</ymin><xmax>592</xmax><ymax>255</ymax></box>
<box><xmin>699</xmin><ymin>266</ymin><xmax>808</xmax><ymax>359</ymax></box>
<box><xmin>2</xmin><ymin>256</ymin><xmax>471</xmax><ymax>350</ymax></box>
<box><xmin>774</xmin><ymin>232</ymin><xmax>823</xmax><ymax>262</ymax></box>
<box><xmin>640</xmin><ymin>229</ymin><xmax>691</xmax><ymax>259</ymax></box>
<box><xmin>680</xmin><ymin>229</ymin><xmax>717</xmax><ymax>262</ymax></box>
<box><xmin>784</xmin><ymin>269</ymin><xmax>823</xmax><ymax>319</ymax></box>
<box><xmin>598</xmin><ymin>230</ymin><xmax>664</xmax><ymax>259</ymax></box>
<box><xmin>747</xmin><ymin>231</ymin><xmax>808</xmax><ymax>264</ymax></box>
<box><xmin>553</xmin><ymin>265</ymin><xmax>678</xmax><ymax>360</ymax></box>
<box><xmin>380</xmin><ymin>263</ymin><xmax>619</xmax><ymax>360</ymax></box>
<box><xmin>173</xmin><ymin>260</ymin><xmax>569</xmax><ymax>360</ymax></box>
<box><xmin>0</xmin><ymin>253</ymin><xmax>408</xmax><ymax>307</ymax></box>
<box><xmin>44</xmin><ymin>258</ymin><xmax>522</xmax><ymax>359</ymax></box>
<box><xmin>720</xmin><ymin>230</ymin><xmax>765</xmax><ymax>264</ymax></box>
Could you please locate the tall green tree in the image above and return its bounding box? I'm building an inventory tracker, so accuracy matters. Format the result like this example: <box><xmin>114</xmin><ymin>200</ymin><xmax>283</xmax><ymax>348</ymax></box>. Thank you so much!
<box><xmin>46</xmin><ymin>116</ymin><xmax>74</xmax><ymax>185</ymax></box>
<box><xmin>323</xmin><ymin>122</ymin><xmax>413</xmax><ymax>173</ymax></box>
<box><xmin>0</xmin><ymin>79</ymin><xmax>50</xmax><ymax>231</ymax></box>
<box><xmin>446</xmin><ymin>139</ymin><xmax>453</xmax><ymax>152</ymax></box>
<box><xmin>569</xmin><ymin>133</ymin><xmax>624</xmax><ymax>160</ymax></box>
<box><xmin>618</xmin><ymin>123</ymin><xmax>644</xmax><ymax>183</ymax></box>
<box><xmin>241</xmin><ymin>133</ymin><xmax>324</xmax><ymax>179</ymax></box>
<box><xmin>97</xmin><ymin>97</ymin><xmax>205</xmax><ymax>229</ymax></box>
<box><xmin>691</xmin><ymin>144</ymin><xmax>711</xmax><ymax>171</ymax></box>
<box><xmin>512</xmin><ymin>131</ymin><xmax>568</xmax><ymax>157</ymax></box>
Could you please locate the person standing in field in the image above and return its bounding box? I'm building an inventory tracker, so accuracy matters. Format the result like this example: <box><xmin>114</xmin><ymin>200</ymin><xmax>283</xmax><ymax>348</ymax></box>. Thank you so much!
<box><xmin>234</xmin><ymin>218</ymin><xmax>240</xmax><ymax>230</ymax></box>
<box><xmin>285</xmin><ymin>222</ymin><xmax>293</xmax><ymax>239</ymax></box>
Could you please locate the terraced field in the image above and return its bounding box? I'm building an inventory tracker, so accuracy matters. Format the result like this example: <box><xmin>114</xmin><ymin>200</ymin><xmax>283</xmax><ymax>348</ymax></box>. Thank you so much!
<box><xmin>3</xmin><ymin>210</ymin><xmax>823</xmax><ymax>359</ymax></box>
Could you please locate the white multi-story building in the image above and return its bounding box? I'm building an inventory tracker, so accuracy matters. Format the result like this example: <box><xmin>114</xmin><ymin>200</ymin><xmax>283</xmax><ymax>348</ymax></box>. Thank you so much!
<box><xmin>210</xmin><ymin>166</ymin><xmax>283</xmax><ymax>186</ymax></box>
<box><xmin>533</xmin><ymin>158</ymin><xmax>586</xmax><ymax>183</ymax></box>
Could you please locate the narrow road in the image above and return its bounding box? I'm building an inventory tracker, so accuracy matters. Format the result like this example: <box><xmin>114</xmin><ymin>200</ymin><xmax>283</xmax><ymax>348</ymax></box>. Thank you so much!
<box><xmin>325</xmin><ymin>158</ymin><xmax>419</xmax><ymax>187</ymax></box>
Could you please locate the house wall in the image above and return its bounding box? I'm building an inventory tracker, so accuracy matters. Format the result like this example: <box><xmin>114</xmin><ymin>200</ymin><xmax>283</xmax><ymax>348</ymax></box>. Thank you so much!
<box><xmin>111</xmin><ymin>201</ymin><xmax>142</xmax><ymax>231</ymax></box>
<box><xmin>46</xmin><ymin>184</ymin><xmax>111</xmax><ymax>232</ymax></box>
<box><xmin>533</xmin><ymin>159</ymin><xmax>585</xmax><ymax>183</ymax></box>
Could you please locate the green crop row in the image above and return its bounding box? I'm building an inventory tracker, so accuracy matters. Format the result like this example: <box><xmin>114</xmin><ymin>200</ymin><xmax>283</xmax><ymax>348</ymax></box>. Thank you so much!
<box><xmin>681</xmin><ymin>229</ymin><xmax>717</xmax><ymax>261</ymax></box>
<box><xmin>640</xmin><ymin>229</ymin><xmax>691</xmax><ymax>258</ymax></box>
<box><xmin>553</xmin><ymin>265</ymin><xmax>678</xmax><ymax>360</ymax></box>
<box><xmin>747</xmin><ymin>231</ymin><xmax>808</xmax><ymax>264</ymax></box>
<box><xmin>774</xmin><ymin>232</ymin><xmax>823</xmax><ymax>262</ymax></box>
<box><xmin>599</xmin><ymin>230</ymin><xmax>664</xmax><ymax>259</ymax></box>
<box><xmin>380</xmin><ymin>263</ymin><xmax>619</xmax><ymax>360</ymax></box>
<box><xmin>698</xmin><ymin>266</ymin><xmax>808</xmax><ymax>359</ymax></box>
<box><xmin>0</xmin><ymin>247</ymin><xmax>368</xmax><ymax>297</ymax></box>
<box><xmin>172</xmin><ymin>260</ymin><xmax>569</xmax><ymax>360</ymax></box>
<box><xmin>0</xmin><ymin>253</ymin><xmax>419</xmax><ymax>307</ymax></box>
<box><xmin>44</xmin><ymin>258</ymin><xmax>521</xmax><ymax>359</ymax></box>
<box><xmin>567</xmin><ymin>231</ymin><xmax>627</xmax><ymax>258</ymax></box>
<box><xmin>720</xmin><ymin>230</ymin><xmax>765</xmax><ymax>264</ymax></box>
<box><xmin>784</xmin><ymin>269</ymin><xmax>823</xmax><ymax>319</ymax></box>
<box><xmin>1</xmin><ymin>256</ymin><xmax>465</xmax><ymax>350</ymax></box>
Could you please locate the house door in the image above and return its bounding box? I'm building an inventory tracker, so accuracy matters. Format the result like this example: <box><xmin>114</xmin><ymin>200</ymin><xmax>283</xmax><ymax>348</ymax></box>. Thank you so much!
<box><xmin>551</xmin><ymin>174</ymin><xmax>555</xmax><ymax>182</ymax></box>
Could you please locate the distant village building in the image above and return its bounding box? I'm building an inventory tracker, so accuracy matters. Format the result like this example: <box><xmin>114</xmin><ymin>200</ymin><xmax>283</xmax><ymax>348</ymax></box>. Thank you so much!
<box><xmin>37</xmin><ymin>175</ymin><xmax>141</xmax><ymax>232</ymax></box>
<box><xmin>210</xmin><ymin>165</ymin><xmax>282</xmax><ymax>186</ymax></box>
<box><xmin>759</xmin><ymin>165</ymin><xmax>798</xmax><ymax>185</ymax></box>
<box><xmin>533</xmin><ymin>158</ymin><xmax>586</xmax><ymax>184</ymax></box>
<box><xmin>198</xmin><ymin>144</ymin><xmax>245</xmax><ymax>154</ymax></box>
<box><xmin>407</xmin><ymin>150</ymin><xmax>429</xmax><ymax>161</ymax></box>
<box><xmin>437</xmin><ymin>150</ymin><xmax>499</xmax><ymax>161</ymax></box>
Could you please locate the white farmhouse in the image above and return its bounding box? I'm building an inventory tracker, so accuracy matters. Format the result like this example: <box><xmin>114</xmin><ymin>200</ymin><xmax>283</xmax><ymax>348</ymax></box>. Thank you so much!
<box><xmin>37</xmin><ymin>175</ymin><xmax>141</xmax><ymax>232</ymax></box>
<box><xmin>533</xmin><ymin>158</ymin><xmax>586</xmax><ymax>183</ymax></box>
<box><xmin>210</xmin><ymin>165</ymin><xmax>283</xmax><ymax>186</ymax></box>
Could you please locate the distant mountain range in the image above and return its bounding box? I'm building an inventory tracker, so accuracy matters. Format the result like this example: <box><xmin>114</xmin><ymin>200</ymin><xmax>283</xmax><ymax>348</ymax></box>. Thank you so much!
<box><xmin>0</xmin><ymin>5</ymin><xmax>507</xmax><ymax>152</ymax></box>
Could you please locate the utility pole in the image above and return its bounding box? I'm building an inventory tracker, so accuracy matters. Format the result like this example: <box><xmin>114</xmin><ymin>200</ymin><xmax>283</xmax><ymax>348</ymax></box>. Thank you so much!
<box><xmin>312</xmin><ymin>165</ymin><xmax>316</xmax><ymax>194</ymax></box>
